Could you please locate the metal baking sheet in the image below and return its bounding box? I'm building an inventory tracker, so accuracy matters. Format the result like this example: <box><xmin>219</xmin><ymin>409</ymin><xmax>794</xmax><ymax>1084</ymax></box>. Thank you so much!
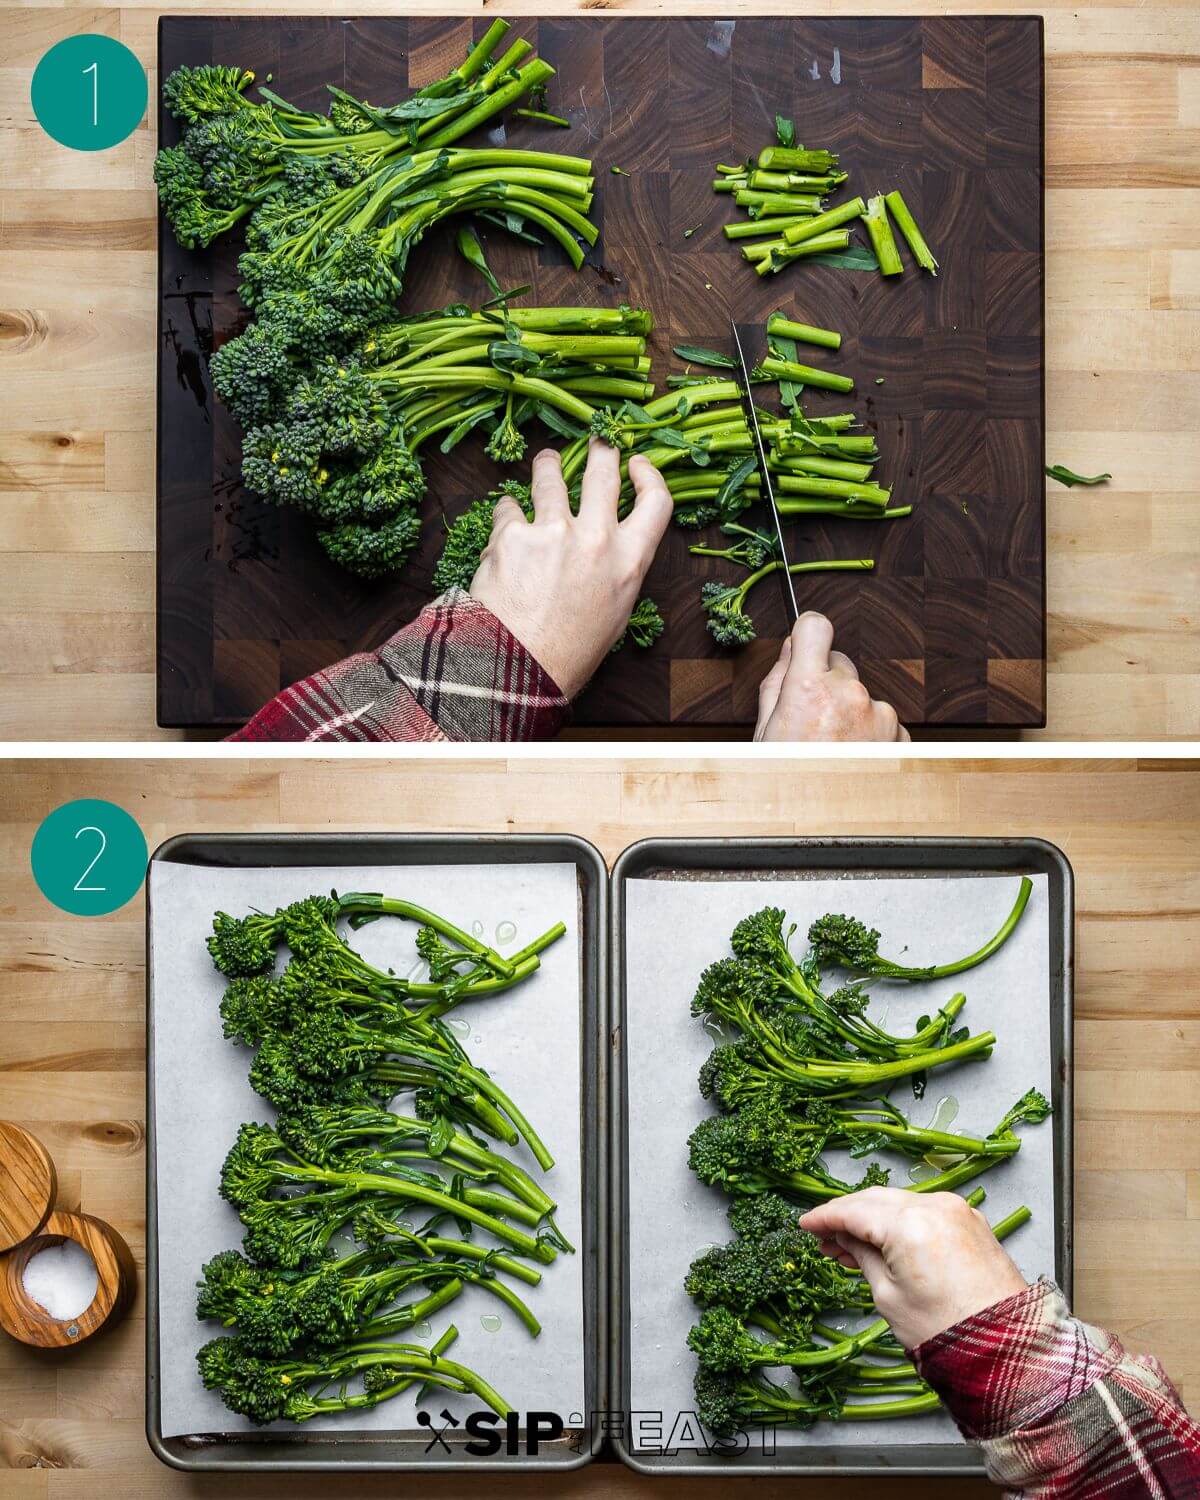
<box><xmin>146</xmin><ymin>834</ymin><xmax>607</xmax><ymax>1472</ymax></box>
<box><xmin>610</xmin><ymin>838</ymin><xmax>1073</xmax><ymax>1476</ymax></box>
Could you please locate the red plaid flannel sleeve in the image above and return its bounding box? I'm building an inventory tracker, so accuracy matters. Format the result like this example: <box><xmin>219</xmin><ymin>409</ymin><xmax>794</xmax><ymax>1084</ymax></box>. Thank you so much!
<box><xmin>227</xmin><ymin>588</ymin><xmax>570</xmax><ymax>743</ymax></box>
<box><xmin>914</xmin><ymin>1278</ymin><xmax>1200</xmax><ymax>1497</ymax></box>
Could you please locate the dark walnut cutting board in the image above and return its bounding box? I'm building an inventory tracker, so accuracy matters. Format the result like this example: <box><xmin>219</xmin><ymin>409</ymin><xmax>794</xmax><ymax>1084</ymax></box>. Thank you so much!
<box><xmin>157</xmin><ymin>15</ymin><xmax>1045</xmax><ymax>730</ymax></box>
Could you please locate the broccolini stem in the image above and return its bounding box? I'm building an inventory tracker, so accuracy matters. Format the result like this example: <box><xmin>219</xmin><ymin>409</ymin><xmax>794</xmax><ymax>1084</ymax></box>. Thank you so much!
<box><xmin>843</xmin><ymin>1381</ymin><xmax>931</xmax><ymax>1397</ymax></box>
<box><xmin>474</xmin><ymin>38</ymin><xmax>535</xmax><ymax>95</ymax></box>
<box><xmin>754</xmin><ymin>557</ymin><xmax>873</xmax><ymax>584</ymax></box>
<box><xmin>862</xmin><ymin>195</ymin><xmax>903</xmax><ymax>277</ymax></box>
<box><xmin>419</xmin><ymin>1236</ymin><xmax>543</xmax><ymax>1286</ymax></box>
<box><xmin>852</xmin><ymin>878</ymin><xmax>1034</xmax><ymax>980</ymax></box>
<box><xmin>905</xmin><ymin>1154</ymin><xmax>1007</xmax><ymax>1196</ymax></box>
<box><xmin>753</xmin><ymin>230</ymin><xmax>853</xmax><ymax>275</ymax></box>
<box><xmin>477</xmin><ymin>39</ymin><xmax>534</xmax><ymax>95</ymax></box>
<box><xmin>468</xmin><ymin>1068</ymin><xmax>557</xmax><ymax>1172</ymax></box>
<box><xmin>425</xmin><ymin>60</ymin><xmax>556</xmax><ymax>150</ymax></box>
<box><xmin>735</xmin><ymin>189</ymin><xmax>823</xmax><ymax>214</ymax></box>
<box><xmin>506</xmin><ymin>305</ymin><xmax>652</xmax><ymax>332</ymax></box>
<box><xmin>844</xmin><ymin>1360</ymin><xmax>920</xmax><ymax>1382</ymax></box>
<box><xmin>460</xmin><ymin>1187</ymin><xmax>546</xmax><ymax>1228</ymax></box>
<box><xmin>841</xmin><ymin>1393</ymin><xmax>942</xmax><ymax>1418</ymax></box>
<box><xmin>461</xmin><ymin>1267</ymin><xmax>542</xmax><ymax>1335</ymax></box>
<box><xmin>762</xmin><ymin>1029</ymin><xmax>995</xmax><ymax>1096</ymax></box>
<box><xmin>884</xmin><ymin>190</ymin><xmax>938</xmax><ymax>274</ymax></box>
<box><xmin>380</xmin><ymin>367</ymin><xmax>600</xmax><ymax>426</ymax></box>
<box><xmin>781</xmin><ymin>197</ymin><xmax>866</xmax><ymax>247</ymax></box>
<box><xmin>838</xmin><ymin>1118</ymin><xmax>1018</xmax><ymax>1157</ymax></box>
<box><xmin>784</xmin><ymin>457</ymin><xmax>874</xmax><ymax>482</ymax></box>
<box><xmin>991</xmin><ymin>1204</ymin><xmax>1033</xmax><ymax>1242</ymax></box>
<box><xmin>515</xmin><ymin>108</ymin><xmax>571</xmax><ymax>128</ymax></box>
<box><xmin>359</xmin><ymin>1276</ymin><xmax>464</xmax><ymax>1338</ymax></box>
<box><xmin>724</xmin><ymin>215</ymin><xmax>811</xmax><ymax>240</ymax></box>
<box><xmin>455</xmin><ymin>18</ymin><xmax>511</xmax><ymax>84</ymax></box>
<box><xmin>306</xmin><ymin>1341</ymin><xmax>512</xmax><ymax>1418</ymax></box>
<box><xmin>558</xmin><ymin>376</ymin><xmax>655</xmax><ymax>401</ymax></box>
<box><xmin>758</xmin><ymin>146</ymin><xmax>841</xmax><ymax>174</ymax></box>
<box><xmin>777</xmin><ymin>478</ymin><xmax>891</xmax><ymax>509</ymax></box>
<box><xmin>506</xmin><ymin>921</ymin><xmax>568</xmax><ymax>966</ymax></box>
<box><xmin>409</xmin><ymin>397</ymin><xmax>502</xmax><ymax>452</ymax></box>
<box><xmin>400</xmin><ymin>953</ymin><xmax>544</xmax><ymax>1003</ymax></box>
<box><xmin>773</xmin><ymin>1315</ymin><xmax>892</xmax><ymax>1367</ymax></box>
<box><xmin>924</xmin><ymin>877</ymin><xmax>1033</xmax><ymax>977</ymax></box>
<box><xmin>341</xmin><ymin>894</ymin><xmax>517</xmax><ymax>976</ymax></box>
<box><xmin>749</xmin><ymin>170</ymin><xmax>844</xmax><ymax>193</ymax></box>
<box><xmin>765</xmin><ymin>502</ymin><xmax>914</xmax><ymax>522</ymax></box>
<box><xmin>754</xmin><ymin>356</ymin><xmax>854</xmax><ymax>395</ymax></box>
<box><xmin>303</xmin><ymin>1164</ymin><xmax>557</xmax><ymax>1261</ymax></box>
<box><xmin>766</xmin><ymin>313</ymin><xmax>842</xmax><ymax>350</ymax></box>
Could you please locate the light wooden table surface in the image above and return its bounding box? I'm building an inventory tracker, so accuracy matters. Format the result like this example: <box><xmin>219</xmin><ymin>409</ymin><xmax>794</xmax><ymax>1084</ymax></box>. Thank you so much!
<box><xmin>1</xmin><ymin>755</ymin><xmax>1197</xmax><ymax>1499</ymax></box>
<box><xmin>1</xmin><ymin>1</ymin><xmax>1198</xmax><ymax>741</ymax></box>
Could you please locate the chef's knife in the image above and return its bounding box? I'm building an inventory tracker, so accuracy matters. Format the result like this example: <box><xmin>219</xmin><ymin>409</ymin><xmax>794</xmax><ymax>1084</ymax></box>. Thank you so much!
<box><xmin>729</xmin><ymin>318</ymin><xmax>799</xmax><ymax>624</ymax></box>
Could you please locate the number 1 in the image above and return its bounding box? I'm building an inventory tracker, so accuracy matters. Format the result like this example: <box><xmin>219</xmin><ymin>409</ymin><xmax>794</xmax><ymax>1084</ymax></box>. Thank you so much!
<box><xmin>83</xmin><ymin>61</ymin><xmax>98</xmax><ymax>127</ymax></box>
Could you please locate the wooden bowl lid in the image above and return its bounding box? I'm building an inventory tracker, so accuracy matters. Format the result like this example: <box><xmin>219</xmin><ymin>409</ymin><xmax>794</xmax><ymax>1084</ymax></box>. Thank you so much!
<box><xmin>0</xmin><ymin>1122</ymin><xmax>56</xmax><ymax>1253</ymax></box>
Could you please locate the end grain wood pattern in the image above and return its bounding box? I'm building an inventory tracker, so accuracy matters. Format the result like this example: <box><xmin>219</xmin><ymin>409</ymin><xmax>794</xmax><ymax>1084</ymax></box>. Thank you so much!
<box><xmin>157</xmin><ymin>15</ymin><xmax>1045</xmax><ymax>730</ymax></box>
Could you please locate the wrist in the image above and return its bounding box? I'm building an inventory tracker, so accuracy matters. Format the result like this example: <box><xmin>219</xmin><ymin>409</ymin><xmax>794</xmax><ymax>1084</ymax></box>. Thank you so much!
<box><xmin>469</xmin><ymin>583</ymin><xmax>580</xmax><ymax>698</ymax></box>
<box><xmin>913</xmin><ymin>1279</ymin><xmax>1064</xmax><ymax>1442</ymax></box>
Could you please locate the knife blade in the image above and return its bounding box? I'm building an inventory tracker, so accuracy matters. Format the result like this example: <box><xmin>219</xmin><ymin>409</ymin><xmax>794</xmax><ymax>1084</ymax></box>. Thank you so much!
<box><xmin>729</xmin><ymin>318</ymin><xmax>799</xmax><ymax>624</ymax></box>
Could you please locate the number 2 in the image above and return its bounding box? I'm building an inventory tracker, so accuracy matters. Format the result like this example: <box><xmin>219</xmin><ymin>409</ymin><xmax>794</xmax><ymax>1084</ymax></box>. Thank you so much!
<box><xmin>73</xmin><ymin>825</ymin><xmax>107</xmax><ymax>892</ymax></box>
<box><xmin>83</xmin><ymin>60</ymin><xmax>98</xmax><ymax>127</ymax></box>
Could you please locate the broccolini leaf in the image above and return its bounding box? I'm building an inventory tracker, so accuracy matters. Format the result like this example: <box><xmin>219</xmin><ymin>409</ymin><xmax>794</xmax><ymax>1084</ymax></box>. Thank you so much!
<box><xmin>1045</xmin><ymin>464</ymin><xmax>1111</xmax><ymax>488</ymax></box>
<box><xmin>374</xmin><ymin>88</ymin><xmax>484</xmax><ymax>122</ymax></box>
<box><xmin>655</xmin><ymin>427</ymin><xmax>712</xmax><ymax>464</ymax></box>
<box><xmin>715</xmin><ymin>454</ymin><xmax>759</xmax><ymax>522</ymax></box>
<box><xmin>534</xmin><ymin>403</ymin><xmax>589</xmax><ymax>442</ymax></box>
<box><xmin>488</xmin><ymin>336</ymin><xmax>540</xmax><ymax>371</ymax></box>
<box><xmin>477</xmin><ymin>210</ymin><xmax>543</xmax><ymax>246</ymax></box>
<box><xmin>479</xmin><ymin>283</ymin><xmax>532</xmax><ymax>312</ymax></box>
<box><xmin>794</xmin><ymin>243</ymin><xmax>881</xmax><ymax>273</ymax></box>
<box><xmin>775</xmin><ymin>114</ymin><xmax>796</xmax><ymax>149</ymax></box>
<box><xmin>767</xmin><ymin>313</ymin><xmax>802</xmax><ymax>408</ymax></box>
<box><xmin>455</xmin><ymin>225</ymin><xmax>503</xmax><ymax>298</ymax></box>
<box><xmin>438</xmin><ymin>397</ymin><xmax>502</xmax><ymax>454</ymax></box>
<box><xmin>672</xmin><ymin>343</ymin><xmax>737</xmax><ymax>369</ymax></box>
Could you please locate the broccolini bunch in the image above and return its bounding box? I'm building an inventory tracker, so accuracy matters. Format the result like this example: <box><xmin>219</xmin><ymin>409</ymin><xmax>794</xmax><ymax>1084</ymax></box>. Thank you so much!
<box><xmin>217</xmin><ymin>302</ymin><xmax>662</xmax><ymax>578</ymax></box>
<box><xmin>196</xmin><ymin>887</ymin><xmax>570</xmax><ymax>1425</ymax></box>
<box><xmin>685</xmin><ymin>884</ymin><xmax>1050</xmax><ymax>1438</ymax></box>
<box><xmin>155</xmin><ymin>23</ymin><xmax>615</xmax><ymax>580</ymax></box>
<box><xmin>155</xmin><ymin>22</ymin><xmax>564</xmax><ymax>251</ymax></box>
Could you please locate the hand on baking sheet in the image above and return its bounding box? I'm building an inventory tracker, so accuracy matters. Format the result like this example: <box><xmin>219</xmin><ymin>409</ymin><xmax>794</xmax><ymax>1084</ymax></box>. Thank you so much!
<box><xmin>754</xmin><ymin>612</ymin><xmax>910</xmax><ymax>742</ymax></box>
<box><xmin>470</xmin><ymin>438</ymin><xmax>672</xmax><ymax>699</ymax></box>
<box><xmin>799</xmin><ymin>1188</ymin><xmax>1028</xmax><ymax>1350</ymax></box>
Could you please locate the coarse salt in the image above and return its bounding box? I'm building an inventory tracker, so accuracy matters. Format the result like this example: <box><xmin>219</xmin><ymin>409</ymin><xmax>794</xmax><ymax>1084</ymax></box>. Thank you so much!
<box><xmin>22</xmin><ymin>1240</ymin><xmax>98</xmax><ymax>1321</ymax></box>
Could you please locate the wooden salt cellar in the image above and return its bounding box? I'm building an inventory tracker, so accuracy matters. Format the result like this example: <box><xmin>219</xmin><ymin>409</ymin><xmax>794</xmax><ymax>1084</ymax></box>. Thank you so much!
<box><xmin>0</xmin><ymin>1122</ymin><xmax>136</xmax><ymax>1349</ymax></box>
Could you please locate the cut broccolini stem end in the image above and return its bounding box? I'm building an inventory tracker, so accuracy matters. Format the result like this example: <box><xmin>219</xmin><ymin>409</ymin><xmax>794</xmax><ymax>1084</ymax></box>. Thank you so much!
<box><xmin>883</xmin><ymin>189</ymin><xmax>938</xmax><ymax>275</ymax></box>
<box><xmin>862</xmin><ymin>195</ymin><xmax>904</xmax><ymax>277</ymax></box>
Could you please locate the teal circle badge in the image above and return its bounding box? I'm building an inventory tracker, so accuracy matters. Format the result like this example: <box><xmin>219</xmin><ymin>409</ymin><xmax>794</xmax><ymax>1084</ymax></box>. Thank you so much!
<box><xmin>31</xmin><ymin>35</ymin><xmax>148</xmax><ymax>152</ymax></box>
<box><xmin>31</xmin><ymin>799</ymin><xmax>148</xmax><ymax>916</ymax></box>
